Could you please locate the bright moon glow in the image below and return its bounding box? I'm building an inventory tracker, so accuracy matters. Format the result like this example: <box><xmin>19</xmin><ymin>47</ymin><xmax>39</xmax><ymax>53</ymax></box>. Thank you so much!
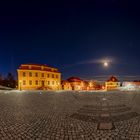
<box><xmin>104</xmin><ymin>62</ymin><xmax>109</xmax><ymax>67</ymax></box>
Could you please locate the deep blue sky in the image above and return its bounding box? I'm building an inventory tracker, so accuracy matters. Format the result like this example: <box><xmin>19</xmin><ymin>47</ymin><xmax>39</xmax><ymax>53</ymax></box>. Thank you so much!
<box><xmin>0</xmin><ymin>0</ymin><xmax>140</xmax><ymax>79</ymax></box>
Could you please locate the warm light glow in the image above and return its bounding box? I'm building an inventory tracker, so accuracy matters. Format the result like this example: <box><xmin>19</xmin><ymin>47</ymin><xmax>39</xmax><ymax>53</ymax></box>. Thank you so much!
<box><xmin>17</xmin><ymin>64</ymin><xmax>61</xmax><ymax>90</ymax></box>
<box><xmin>104</xmin><ymin>62</ymin><xmax>109</xmax><ymax>67</ymax></box>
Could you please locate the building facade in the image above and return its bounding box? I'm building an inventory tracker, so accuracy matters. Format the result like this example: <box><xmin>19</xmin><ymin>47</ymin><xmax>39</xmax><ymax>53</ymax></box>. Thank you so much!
<box><xmin>17</xmin><ymin>64</ymin><xmax>61</xmax><ymax>90</ymax></box>
<box><xmin>105</xmin><ymin>76</ymin><xmax>120</xmax><ymax>90</ymax></box>
<box><xmin>61</xmin><ymin>77</ymin><xmax>97</xmax><ymax>91</ymax></box>
<box><xmin>122</xmin><ymin>81</ymin><xmax>140</xmax><ymax>90</ymax></box>
<box><xmin>67</xmin><ymin>77</ymin><xmax>84</xmax><ymax>90</ymax></box>
<box><xmin>61</xmin><ymin>80</ymin><xmax>72</xmax><ymax>90</ymax></box>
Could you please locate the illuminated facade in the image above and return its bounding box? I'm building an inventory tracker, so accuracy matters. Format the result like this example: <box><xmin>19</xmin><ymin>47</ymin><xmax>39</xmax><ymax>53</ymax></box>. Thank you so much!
<box><xmin>105</xmin><ymin>76</ymin><xmax>120</xmax><ymax>90</ymax></box>
<box><xmin>17</xmin><ymin>64</ymin><xmax>61</xmax><ymax>90</ymax></box>
<box><xmin>61</xmin><ymin>80</ymin><xmax>72</xmax><ymax>90</ymax></box>
<box><xmin>62</xmin><ymin>77</ymin><xmax>97</xmax><ymax>91</ymax></box>
<box><xmin>67</xmin><ymin>77</ymin><xmax>84</xmax><ymax>90</ymax></box>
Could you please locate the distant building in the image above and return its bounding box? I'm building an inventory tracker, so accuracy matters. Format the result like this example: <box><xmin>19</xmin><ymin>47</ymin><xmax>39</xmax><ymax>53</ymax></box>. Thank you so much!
<box><xmin>61</xmin><ymin>80</ymin><xmax>72</xmax><ymax>90</ymax></box>
<box><xmin>122</xmin><ymin>81</ymin><xmax>140</xmax><ymax>90</ymax></box>
<box><xmin>62</xmin><ymin>77</ymin><xmax>97</xmax><ymax>91</ymax></box>
<box><xmin>17</xmin><ymin>64</ymin><xmax>61</xmax><ymax>90</ymax></box>
<box><xmin>67</xmin><ymin>77</ymin><xmax>83</xmax><ymax>90</ymax></box>
<box><xmin>105</xmin><ymin>76</ymin><xmax>120</xmax><ymax>90</ymax></box>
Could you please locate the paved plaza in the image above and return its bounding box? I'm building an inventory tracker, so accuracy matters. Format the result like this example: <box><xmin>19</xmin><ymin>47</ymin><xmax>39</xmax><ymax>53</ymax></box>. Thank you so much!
<box><xmin>0</xmin><ymin>90</ymin><xmax>140</xmax><ymax>139</ymax></box>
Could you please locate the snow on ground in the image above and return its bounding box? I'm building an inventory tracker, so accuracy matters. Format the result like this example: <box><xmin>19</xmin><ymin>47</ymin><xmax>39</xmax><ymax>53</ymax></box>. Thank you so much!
<box><xmin>0</xmin><ymin>85</ymin><xmax>13</xmax><ymax>90</ymax></box>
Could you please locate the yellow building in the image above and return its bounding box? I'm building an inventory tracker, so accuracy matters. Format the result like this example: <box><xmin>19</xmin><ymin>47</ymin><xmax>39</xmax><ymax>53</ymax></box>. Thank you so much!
<box><xmin>105</xmin><ymin>76</ymin><xmax>120</xmax><ymax>90</ymax></box>
<box><xmin>61</xmin><ymin>77</ymin><xmax>96</xmax><ymax>91</ymax></box>
<box><xmin>61</xmin><ymin>80</ymin><xmax>72</xmax><ymax>90</ymax></box>
<box><xmin>17</xmin><ymin>64</ymin><xmax>61</xmax><ymax>90</ymax></box>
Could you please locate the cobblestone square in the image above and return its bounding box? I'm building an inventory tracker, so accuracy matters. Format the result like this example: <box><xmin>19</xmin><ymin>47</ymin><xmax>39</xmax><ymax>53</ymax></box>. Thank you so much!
<box><xmin>0</xmin><ymin>90</ymin><xmax>140</xmax><ymax>139</ymax></box>
<box><xmin>98</xmin><ymin>122</ymin><xmax>114</xmax><ymax>130</ymax></box>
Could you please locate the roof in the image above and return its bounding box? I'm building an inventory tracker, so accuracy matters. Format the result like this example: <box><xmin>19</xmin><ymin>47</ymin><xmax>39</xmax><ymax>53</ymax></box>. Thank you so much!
<box><xmin>61</xmin><ymin>80</ymin><xmax>70</xmax><ymax>84</ymax></box>
<box><xmin>67</xmin><ymin>77</ymin><xmax>83</xmax><ymax>82</ymax></box>
<box><xmin>107</xmin><ymin>76</ymin><xmax>119</xmax><ymax>82</ymax></box>
<box><xmin>24</xmin><ymin>63</ymin><xmax>49</xmax><ymax>67</ymax></box>
<box><xmin>18</xmin><ymin>64</ymin><xmax>60</xmax><ymax>73</ymax></box>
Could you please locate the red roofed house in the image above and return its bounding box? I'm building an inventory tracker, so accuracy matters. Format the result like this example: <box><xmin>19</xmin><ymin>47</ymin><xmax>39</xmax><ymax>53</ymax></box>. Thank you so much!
<box><xmin>61</xmin><ymin>80</ymin><xmax>72</xmax><ymax>90</ymax></box>
<box><xmin>61</xmin><ymin>77</ymin><xmax>96</xmax><ymax>91</ymax></box>
<box><xmin>105</xmin><ymin>76</ymin><xmax>120</xmax><ymax>90</ymax></box>
<box><xmin>67</xmin><ymin>77</ymin><xmax>83</xmax><ymax>90</ymax></box>
<box><xmin>17</xmin><ymin>64</ymin><xmax>61</xmax><ymax>90</ymax></box>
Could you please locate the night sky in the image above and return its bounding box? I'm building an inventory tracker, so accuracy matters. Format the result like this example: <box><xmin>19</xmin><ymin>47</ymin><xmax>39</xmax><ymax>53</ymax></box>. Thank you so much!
<box><xmin>0</xmin><ymin>0</ymin><xmax>140</xmax><ymax>80</ymax></box>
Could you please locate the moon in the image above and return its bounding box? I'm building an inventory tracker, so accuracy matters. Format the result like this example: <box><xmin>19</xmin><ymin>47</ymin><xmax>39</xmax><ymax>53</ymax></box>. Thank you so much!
<box><xmin>104</xmin><ymin>62</ymin><xmax>109</xmax><ymax>67</ymax></box>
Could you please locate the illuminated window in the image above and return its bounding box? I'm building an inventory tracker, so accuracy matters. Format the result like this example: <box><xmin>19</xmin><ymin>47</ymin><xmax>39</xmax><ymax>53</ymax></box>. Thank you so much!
<box><xmin>29</xmin><ymin>72</ymin><xmax>32</xmax><ymax>77</ymax></box>
<box><xmin>35</xmin><ymin>80</ymin><xmax>38</xmax><ymax>85</ymax></box>
<box><xmin>35</xmin><ymin>73</ymin><xmax>38</xmax><ymax>77</ymax></box>
<box><xmin>23</xmin><ymin>80</ymin><xmax>26</xmax><ymax>85</ymax></box>
<box><xmin>29</xmin><ymin>80</ymin><xmax>32</xmax><ymax>85</ymax></box>
<box><xmin>52</xmin><ymin>81</ymin><xmax>54</xmax><ymax>85</ymax></box>
<box><xmin>42</xmin><ymin>73</ymin><xmax>44</xmax><ymax>77</ymax></box>
<box><xmin>48</xmin><ymin>81</ymin><xmax>50</xmax><ymax>85</ymax></box>
<box><xmin>23</xmin><ymin>72</ymin><xmax>26</xmax><ymax>77</ymax></box>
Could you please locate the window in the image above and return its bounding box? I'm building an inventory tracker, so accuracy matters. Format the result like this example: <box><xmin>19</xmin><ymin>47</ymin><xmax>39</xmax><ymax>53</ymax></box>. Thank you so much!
<box><xmin>47</xmin><ymin>74</ymin><xmax>50</xmax><ymax>78</ymax></box>
<box><xmin>48</xmin><ymin>81</ymin><xmax>50</xmax><ymax>85</ymax></box>
<box><xmin>56</xmin><ymin>75</ymin><xmax>58</xmax><ymax>78</ymax></box>
<box><xmin>23</xmin><ymin>72</ymin><xmax>26</xmax><ymax>77</ymax></box>
<box><xmin>52</xmin><ymin>74</ymin><xmax>54</xmax><ymax>78</ymax></box>
<box><xmin>42</xmin><ymin>73</ymin><xmax>44</xmax><ymax>77</ymax></box>
<box><xmin>42</xmin><ymin>81</ymin><xmax>45</xmax><ymax>86</ymax></box>
<box><xmin>23</xmin><ymin>80</ymin><xmax>26</xmax><ymax>85</ymax></box>
<box><xmin>52</xmin><ymin>81</ymin><xmax>54</xmax><ymax>85</ymax></box>
<box><xmin>35</xmin><ymin>73</ymin><xmax>38</xmax><ymax>77</ymax></box>
<box><xmin>35</xmin><ymin>80</ymin><xmax>38</xmax><ymax>85</ymax></box>
<box><xmin>29</xmin><ymin>72</ymin><xmax>32</xmax><ymax>77</ymax></box>
<box><xmin>56</xmin><ymin>81</ymin><xmax>59</xmax><ymax>85</ymax></box>
<box><xmin>29</xmin><ymin>80</ymin><xmax>32</xmax><ymax>85</ymax></box>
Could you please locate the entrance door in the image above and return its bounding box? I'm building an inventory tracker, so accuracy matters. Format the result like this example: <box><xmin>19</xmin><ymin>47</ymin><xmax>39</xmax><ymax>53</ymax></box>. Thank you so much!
<box><xmin>72</xmin><ymin>86</ymin><xmax>75</xmax><ymax>90</ymax></box>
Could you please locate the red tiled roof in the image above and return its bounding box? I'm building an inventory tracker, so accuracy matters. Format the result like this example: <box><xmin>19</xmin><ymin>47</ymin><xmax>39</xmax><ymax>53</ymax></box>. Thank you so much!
<box><xmin>107</xmin><ymin>76</ymin><xmax>119</xmax><ymax>82</ymax></box>
<box><xmin>61</xmin><ymin>80</ymin><xmax>70</xmax><ymax>84</ymax></box>
<box><xmin>67</xmin><ymin>77</ymin><xmax>83</xmax><ymax>82</ymax></box>
<box><xmin>83</xmin><ymin>81</ymin><xmax>89</xmax><ymax>85</ymax></box>
<box><xmin>18</xmin><ymin>64</ymin><xmax>60</xmax><ymax>73</ymax></box>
